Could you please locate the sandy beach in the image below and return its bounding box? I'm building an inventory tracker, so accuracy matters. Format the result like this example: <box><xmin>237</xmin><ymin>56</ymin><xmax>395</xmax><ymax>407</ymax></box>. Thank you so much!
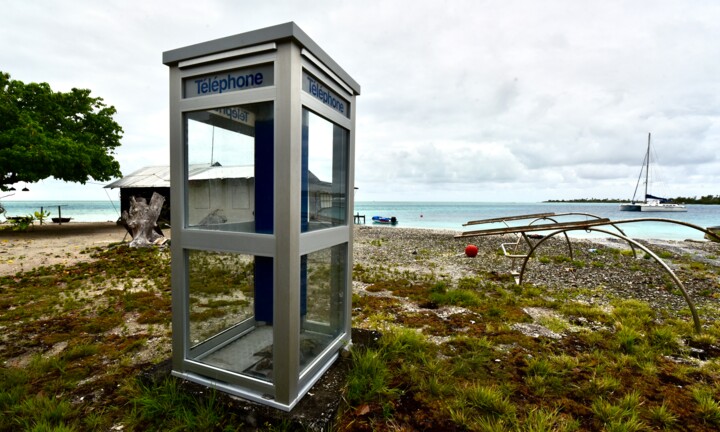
<box><xmin>0</xmin><ymin>222</ymin><xmax>138</xmax><ymax>276</ymax></box>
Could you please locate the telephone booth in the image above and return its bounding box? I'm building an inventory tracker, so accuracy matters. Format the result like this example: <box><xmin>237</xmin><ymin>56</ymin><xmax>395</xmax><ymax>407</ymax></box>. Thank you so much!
<box><xmin>163</xmin><ymin>22</ymin><xmax>360</xmax><ymax>410</ymax></box>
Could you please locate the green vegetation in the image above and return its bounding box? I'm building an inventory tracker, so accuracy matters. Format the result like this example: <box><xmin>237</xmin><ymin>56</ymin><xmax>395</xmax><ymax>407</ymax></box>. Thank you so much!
<box><xmin>0</xmin><ymin>71</ymin><xmax>123</xmax><ymax>191</ymax></box>
<box><xmin>0</xmin><ymin>246</ymin><xmax>173</xmax><ymax>431</ymax></box>
<box><xmin>1</xmin><ymin>215</ymin><xmax>35</xmax><ymax>231</ymax></box>
<box><xmin>347</xmin><ymin>245</ymin><xmax>720</xmax><ymax>430</ymax></box>
<box><xmin>545</xmin><ymin>194</ymin><xmax>720</xmax><ymax>204</ymax></box>
<box><xmin>33</xmin><ymin>209</ymin><xmax>50</xmax><ymax>224</ymax></box>
<box><xmin>1</xmin><ymin>233</ymin><xmax>720</xmax><ymax>430</ymax></box>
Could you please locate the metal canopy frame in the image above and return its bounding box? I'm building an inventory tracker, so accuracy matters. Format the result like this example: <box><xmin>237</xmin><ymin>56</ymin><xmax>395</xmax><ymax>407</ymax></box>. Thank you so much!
<box><xmin>456</xmin><ymin>213</ymin><xmax>720</xmax><ymax>333</ymax></box>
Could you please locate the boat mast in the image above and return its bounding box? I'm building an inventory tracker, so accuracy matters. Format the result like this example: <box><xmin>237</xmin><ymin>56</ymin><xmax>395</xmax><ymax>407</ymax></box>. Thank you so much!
<box><xmin>643</xmin><ymin>132</ymin><xmax>651</xmax><ymax>203</ymax></box>
<box><xmin>629</xmin><ymin>133</ymin><xmax>651</xmax><ymax>204</ymax></box>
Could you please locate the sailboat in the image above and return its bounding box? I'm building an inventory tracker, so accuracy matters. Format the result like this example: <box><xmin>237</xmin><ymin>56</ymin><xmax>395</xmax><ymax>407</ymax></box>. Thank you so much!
<box><xmin>619</xmin><ymin>133</ymin><xmax>687</xmax><ymax>212</ymax></box>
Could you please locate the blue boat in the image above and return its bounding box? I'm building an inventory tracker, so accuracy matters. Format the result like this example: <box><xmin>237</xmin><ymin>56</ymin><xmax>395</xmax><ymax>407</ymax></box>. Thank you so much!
<box><xmin>372</xmin><ymin>216</ymin><xmax>398</xmax><ymax>225</ymax></box>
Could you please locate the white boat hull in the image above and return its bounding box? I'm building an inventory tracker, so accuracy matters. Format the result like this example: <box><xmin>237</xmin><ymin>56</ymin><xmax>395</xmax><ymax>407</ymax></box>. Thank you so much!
<box><xmin>639</xmin><ymin>203</ymin><xmax>687</xmax><ymax>212</ymax></box>
<box><xmin>620</xmin><ymin>202</ymin><xmax>687</xmax><ymax>212</ymax></box>
<box><xmin>640</xmin><ymin>206</ymin><xmax>687</xmax><ymax>212</ymax></box>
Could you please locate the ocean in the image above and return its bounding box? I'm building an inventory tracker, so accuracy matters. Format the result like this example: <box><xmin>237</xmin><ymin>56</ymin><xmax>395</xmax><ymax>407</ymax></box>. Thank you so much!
<box><xmin>354</xmin><ymin>201</ymin><xmax>720</xmax><ymax>241</ymax></box>
<box><xmin>2</xmin><ymin>200</ymin><xmax>719</xmax><ymax>240</ymax></box>
<box><xmin>1</xmin><ymin>200</ymin><xmax>122</xmax><ymax>223</ymax></box>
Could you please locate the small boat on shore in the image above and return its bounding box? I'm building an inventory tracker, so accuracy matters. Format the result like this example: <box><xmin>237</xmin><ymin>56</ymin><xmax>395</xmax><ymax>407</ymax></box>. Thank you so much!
<box><xmin>51</xmin><ymin>217</ymin><xmax>72</xmax><ymax>223</ymax></box>
<box><xmin>372</xmin><ymin>216</ymin><xmax>398</xmax><ymax>225</ymax></box>
<box><xmin>6</xmin><ymin>216</ymin><xmax>33</xmax><ymax>223</ymax></box>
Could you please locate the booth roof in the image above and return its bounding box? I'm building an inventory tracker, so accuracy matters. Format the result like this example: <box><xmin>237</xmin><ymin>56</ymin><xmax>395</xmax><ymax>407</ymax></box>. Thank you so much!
<box><xmin>162</xmin><ymin>21</ymin><xmax>360</xmax><ymax>95</ymax></box>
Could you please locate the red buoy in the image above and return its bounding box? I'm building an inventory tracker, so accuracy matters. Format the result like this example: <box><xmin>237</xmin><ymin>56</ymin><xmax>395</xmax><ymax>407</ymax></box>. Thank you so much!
<box><xmin>465</xmin><ymin>244</ymin><xmax>478</xmax><ymax>257</ymax></box>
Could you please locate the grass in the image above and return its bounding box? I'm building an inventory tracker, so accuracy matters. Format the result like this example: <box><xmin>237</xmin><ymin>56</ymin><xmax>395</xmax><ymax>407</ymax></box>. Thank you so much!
<box><xmin>692</xmin><ymin>385</ymin><xmax>720</xmax><ymax>426</ymax></box>
<box><xmin>2</xmin><ymin>232</ymin><xmax>720</xmax><ymax>430</ymax></box>
<box><xmin>346</xmin><ymin>237</ymin><xmax>720</xmax><ymax>430</ymax></box>
<box><xmin>124</xmin><ymin>378</ymin><xmax>229</xmax><ymax>431</ymax></box>
<box><xmin>345</xmin><ymin>349</ymin><xmax>396</xmax><ymax>404</ymax></box>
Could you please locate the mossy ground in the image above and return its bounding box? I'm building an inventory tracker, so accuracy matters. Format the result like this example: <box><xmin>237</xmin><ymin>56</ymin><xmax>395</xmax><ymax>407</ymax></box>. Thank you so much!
<box><xmin>344</xmin><ymin>229</ymin><xmax>720</xmax><ymax>431</ymax></box>
<box><xmin>1</xmin><ymin>229</ymin><xmax>720</xmax><ymax>431</ymax></box>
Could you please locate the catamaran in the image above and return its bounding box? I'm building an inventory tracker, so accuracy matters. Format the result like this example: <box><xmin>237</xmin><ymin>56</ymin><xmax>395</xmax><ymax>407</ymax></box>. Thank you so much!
<box><xmin>619</xmin><ymin>133</ymin><xmax>687</xmax><ymax>212</ymax></box>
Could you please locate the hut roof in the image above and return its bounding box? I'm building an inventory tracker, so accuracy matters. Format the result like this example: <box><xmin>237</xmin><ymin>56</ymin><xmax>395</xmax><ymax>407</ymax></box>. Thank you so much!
<box><xmin>105</xmin><ymin>164</ymin><xmax>255</xmax><ymax>189</ymax></box>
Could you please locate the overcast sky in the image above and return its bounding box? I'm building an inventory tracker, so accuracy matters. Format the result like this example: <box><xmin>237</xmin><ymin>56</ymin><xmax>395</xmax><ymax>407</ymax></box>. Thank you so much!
<box><xmin>2</xmin><ymin>0</ymin><xmax>719</xmax><ymax>203</ymax></box>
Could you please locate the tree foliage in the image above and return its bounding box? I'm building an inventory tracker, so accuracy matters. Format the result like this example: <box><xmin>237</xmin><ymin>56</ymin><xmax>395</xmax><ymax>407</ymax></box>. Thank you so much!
<box><xmin>0</xmin><ymin>71</ymin><xmax>123</xmax><ymax>191</ymax></box>
<box><xmin>546</xmin><ymin>195</ymin><xmax>720</xmax><ymax>205</ymax></box>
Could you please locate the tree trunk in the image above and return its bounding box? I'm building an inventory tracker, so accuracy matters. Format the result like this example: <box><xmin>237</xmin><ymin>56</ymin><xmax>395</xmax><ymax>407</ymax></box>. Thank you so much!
<box><xmin>121</xmin><ymin>192</ymin><xmax>166</xmax><ymax>247</ymax></box>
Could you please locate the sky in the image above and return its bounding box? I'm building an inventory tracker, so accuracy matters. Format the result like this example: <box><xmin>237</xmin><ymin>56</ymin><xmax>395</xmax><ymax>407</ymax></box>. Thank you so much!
<box><xmin>1</xmin><ymin>0</ymin><xmax>719</xmax><ymax>203</ymax></box>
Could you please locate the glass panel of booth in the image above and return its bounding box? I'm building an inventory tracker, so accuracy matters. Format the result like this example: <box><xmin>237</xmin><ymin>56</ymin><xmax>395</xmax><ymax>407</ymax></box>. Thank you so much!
<box><xmin>300</xmin><ymin>243</ymin><xmax>348</xmax><ymax>375</ymax></box>
<box><xmin>301</xmin><ymin>109</ymin><xmax>349</xmax><ymax>232</ymax></box>
<box><xmin>184</xmin><ymin>101</ymin><xmax>274</xmax><ymax>233</ymax></box>
<box><xmin>187</xmin><ymin>249</ymin><xmax>275</xmax><ymax>383</ymax></box>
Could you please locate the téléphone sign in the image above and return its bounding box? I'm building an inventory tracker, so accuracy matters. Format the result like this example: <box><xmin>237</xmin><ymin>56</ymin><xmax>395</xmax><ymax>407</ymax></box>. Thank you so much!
<box><xmin>184</xmin><ymin>64</ymin><xmax>274</xmax><ymax>98</ymax></box>
<box><xmin>302</xmin><ymin>72</ymin><xmax>349</xmax><ymax>117</ymax></box>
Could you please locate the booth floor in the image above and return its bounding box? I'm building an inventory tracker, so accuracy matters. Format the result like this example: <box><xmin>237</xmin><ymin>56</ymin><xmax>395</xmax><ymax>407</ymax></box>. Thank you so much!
<box><xmin>199</xmin><ymin>326</ymin><xmax>333</xmax><ymax>380</ymax></box>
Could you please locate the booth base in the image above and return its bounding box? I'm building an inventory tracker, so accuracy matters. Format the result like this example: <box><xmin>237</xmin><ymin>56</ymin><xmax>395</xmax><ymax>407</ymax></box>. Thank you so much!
<box><xmin>140</xmin><ymin>329</ymin><xmax>381</xmax><ymax>430</ymax></box>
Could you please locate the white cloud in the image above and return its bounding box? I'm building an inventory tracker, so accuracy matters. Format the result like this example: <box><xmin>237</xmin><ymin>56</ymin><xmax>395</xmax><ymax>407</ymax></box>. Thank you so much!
<box><xmin>2</xmin><ymin>0</ymin><xmax>719</xmax><ymax>202</ymax></box>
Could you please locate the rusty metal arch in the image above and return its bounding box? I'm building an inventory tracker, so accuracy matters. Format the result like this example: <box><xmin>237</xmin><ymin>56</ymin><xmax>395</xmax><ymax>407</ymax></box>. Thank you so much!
<box><xmin>457</xmin><ymin>214</ymin><xmax>720</xmax><ymax>333</ymax></box>
<box><xmin>527</xmin><ymin>216</ymin><xmax>574</xmax><ymax>260</ymax></box>
<box><xmin>601</xmin><ymin>217</ymin><xmax>720</xmax><ymax>240</ymax></box>
<box><xmin>517</xmin><ymin>226</ymin><xmax>702</xmax><ymax>333</ymax></box>
<box><xmin>461</xmin><ymin>211</ymin><xmax>642</xmax><ymax>258</ymax></box>
<box><xmin>525</xmin><ymin>212</ymin><xmax>640</xmax><ymax>260</ymax></box>
<box><xmin>538</xmin><ymin>212</ymin><xmax>640</xmax><ymax>257</ymax></box>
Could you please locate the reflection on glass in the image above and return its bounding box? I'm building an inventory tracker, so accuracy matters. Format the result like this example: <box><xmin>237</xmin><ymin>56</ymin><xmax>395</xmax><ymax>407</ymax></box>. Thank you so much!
<box><xmin>185</xmin><ymin>102</ymin><xmax>273</xmax><ymax>233</ymax></box>
<box><xmin>187</xmin><ymin>250</ymin><xmax>274</xmax><ymax>383</ymax></box>
<box><xmin>300</xmin><ymin>243</ymin><xmax>347</xmax><ymax>374</ymax></box>
<box><xmin>302</xmin><ymin>109</ymin><xmax>349</xmax><ymax>232</ymax></box>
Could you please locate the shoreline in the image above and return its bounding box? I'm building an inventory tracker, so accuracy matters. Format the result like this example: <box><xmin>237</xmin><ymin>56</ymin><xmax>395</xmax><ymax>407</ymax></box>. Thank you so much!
<box><xmin>5</xmin><ymin>200</ymin><xmax>718</xmax><ymax>240</ymax></box>
<box><xmin>2</xmin><ymin>223</ymin><xmax>719</xmax><ymax>277</ymax></box>
<box><xmin>2</xmin><ymin>221</ymin><xmax>716</xmax><ymax>243</ymax></box>
<box><xmin>0</xmin><ymin>221</ymin><xmax>125</xmax><ymax>237</ymax></box>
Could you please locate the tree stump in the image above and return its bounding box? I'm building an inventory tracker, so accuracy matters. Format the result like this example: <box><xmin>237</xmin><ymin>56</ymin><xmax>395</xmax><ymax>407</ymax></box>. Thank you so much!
<box><xmin>121</xmin><ymin>192</ymin><xmax>166</xmax><ymax>248</ymax></box>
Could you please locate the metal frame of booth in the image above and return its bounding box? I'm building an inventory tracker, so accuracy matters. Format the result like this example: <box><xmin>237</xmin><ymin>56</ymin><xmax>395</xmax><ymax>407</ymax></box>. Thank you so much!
<box><xmin>163</xmin><ymin>22</ymin><xmax>360</xmax><ymax>410</ymax></box>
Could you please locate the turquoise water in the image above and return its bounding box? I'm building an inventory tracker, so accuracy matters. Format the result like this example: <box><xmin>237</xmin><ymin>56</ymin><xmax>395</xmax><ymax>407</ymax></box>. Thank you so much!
<box><xmin>355</xmin><ymin>202</ymin><xmax>720</xmax><ymax>240</ymax></box>
<box><xmin>1</xmin><ymin>200</ymin><xmax>121</xmax><ymax>223</ymax></box>
<box><xmin>3</xmin><ymin>200</ymin><xmax>719</xmax><ymax>240</ymax></box>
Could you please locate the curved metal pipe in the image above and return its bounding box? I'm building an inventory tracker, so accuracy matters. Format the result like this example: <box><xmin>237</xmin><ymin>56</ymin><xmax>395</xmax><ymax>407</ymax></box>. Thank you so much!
<box><xmin>544</xmin><ymin>212</ymin><xmax>640</xmax><ymax>257</ymax></box>
<box><xmin>517</xmin><ymin>226</ymin><xmax>702</xmax><ymax>334</ymax></box>
<box><xmin>607</xmin><ymin>217</ymin><xmax>720</xmax><ymax>242</ymax></box>
<box><xmin>528</xmin><ymin>216</ymin><xmax>574</xmax><ymax>260</ymax></box>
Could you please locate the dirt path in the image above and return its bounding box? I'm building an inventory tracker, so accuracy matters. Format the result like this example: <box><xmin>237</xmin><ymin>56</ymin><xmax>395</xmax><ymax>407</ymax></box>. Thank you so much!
<box><xmin>0</xmin><ymin>222</ymin><xmax>138</xmax><ymax>276</ymax></box>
